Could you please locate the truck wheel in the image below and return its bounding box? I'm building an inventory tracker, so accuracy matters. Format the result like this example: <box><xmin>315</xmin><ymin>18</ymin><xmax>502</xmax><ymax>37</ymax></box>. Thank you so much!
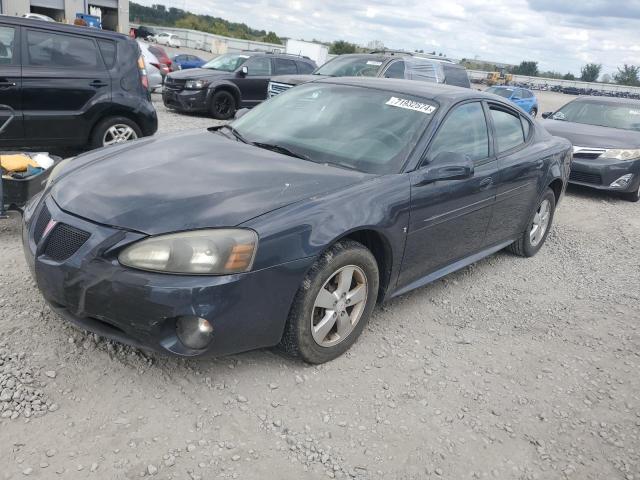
<box><xmin>209</xmin><ymin>90</ymin><xmax>236</xmax><ymax>120</ymax></box>
<box><xmin>279</xmin><ymin>240</ymin><xmax>379</xmax><ymax>364</ymax></box>
<box><xmin>508</xmin><ymin>188</ymin><xmax>556</xmax><ymax>257</ymax></box>
<box><xmin>90</xmin><ymin>116</ymin><xmax>142</xmax><ymax>149</ymax></box>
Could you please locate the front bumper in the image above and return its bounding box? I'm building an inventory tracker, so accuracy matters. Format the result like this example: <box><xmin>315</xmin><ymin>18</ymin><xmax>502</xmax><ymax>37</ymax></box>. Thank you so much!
<box><xmin>162</xmin><ymin>88</ymin><xmax>208</xmax><ymax>112</ymax></box>
<box><xmin>23</xmin><ymin>196</ymin><xmax>314</xmax><ymax>357</ymax></box>
<box><xmin>569</xmin><ymin>156</ymin><xmax>640</xmax><ymax>192</ymax></box>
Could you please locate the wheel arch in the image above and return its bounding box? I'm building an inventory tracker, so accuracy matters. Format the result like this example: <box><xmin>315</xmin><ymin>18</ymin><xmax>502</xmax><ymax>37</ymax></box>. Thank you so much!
<box><xmin>208</xmin><ymin>82</ymin><xmax>241</xmax><ymax>109</ymax></box>
<box><xmin>548</xmin><ymin>177</ymin><xmax>563</xmax><ymax>204</ymax></box>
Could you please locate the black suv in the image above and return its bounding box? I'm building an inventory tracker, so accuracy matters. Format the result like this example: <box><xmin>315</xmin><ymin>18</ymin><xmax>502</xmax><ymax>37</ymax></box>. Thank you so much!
<box><xmin>268</xmin><ymin>51</ymin><xmax>471</xmax><ymax>98</ymax></box>
<box><xmin>0</xmin><ymin>17</ymin><xmax>157</xmax><ymax>150</ymax></box>
<box><xmin>163</xmin><ymin>51</ymin><xmax>317</xmax><ymax>119</ymax></box>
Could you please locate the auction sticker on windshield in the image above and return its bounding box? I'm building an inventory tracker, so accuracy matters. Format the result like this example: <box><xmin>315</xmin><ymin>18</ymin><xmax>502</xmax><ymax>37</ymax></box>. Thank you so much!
<box><xmin>386</xmin><ymin>97</ymin><xmax>437</xmax><ymax>114</ymax></box>
<box><xmin>366</xmin><ymin>61</ymin><xmax>383</xmax><ymax>66</ymax></box>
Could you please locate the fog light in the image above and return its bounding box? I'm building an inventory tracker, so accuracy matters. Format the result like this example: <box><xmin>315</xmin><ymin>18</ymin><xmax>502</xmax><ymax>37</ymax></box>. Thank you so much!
<box><xmin>176</xmin><ymin>316</ymin><xmax>213</xmax><ymax>350</ymax></box>
<box><xmin>610</xmin><ymin>174</ymin><xmax>634</xmax><ymax>189</ymax></box>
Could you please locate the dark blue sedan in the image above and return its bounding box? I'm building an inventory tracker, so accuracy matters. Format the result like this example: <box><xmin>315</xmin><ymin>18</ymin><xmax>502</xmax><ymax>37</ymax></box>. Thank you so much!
<box><xmin>23</xmin><ymin>78</ymin><xmax>571</xmax><ymax>363</ymax></box>
<box><xmin>171</xmin><ymin>53</ymin><xmax>206</xmax><ymax>71</ymax></box>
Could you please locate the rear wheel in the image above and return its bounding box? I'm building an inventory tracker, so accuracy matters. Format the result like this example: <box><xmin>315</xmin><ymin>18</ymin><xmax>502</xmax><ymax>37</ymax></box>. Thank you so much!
<box><xmin>90</xmin><ymin>116</ymin><xmax>142</xmax><ymax>149</ymax></box>
<box><xmin>209</xmin><ymin>90</ymin><xmax>236</xmax><ymax>120</ymax></box>
<box><xmin>508</xmin><ymin>188</ymin><xmax>556</xmax><ymax>257</ymax></box>
<box><xmin>279</xmin><ymin>240</ymin><xmax>379</xmax><ymax>364</ymax></box>
<box><xmin>530</xmin><ymin>108</ymin><xmax>538</xmax><ymax>118</ymax></box>
<box><xmin>622</xmin><ymin>183</ymin><xmax>640</xmax><ymax>202</ymax></box>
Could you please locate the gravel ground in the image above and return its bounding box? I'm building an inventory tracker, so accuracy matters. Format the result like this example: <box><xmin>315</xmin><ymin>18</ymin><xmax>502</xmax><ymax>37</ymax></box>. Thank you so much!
<box><xmin>1</xmin><ymin>91</ymin><xmax>639</xmax><ymax>480</ymax></box>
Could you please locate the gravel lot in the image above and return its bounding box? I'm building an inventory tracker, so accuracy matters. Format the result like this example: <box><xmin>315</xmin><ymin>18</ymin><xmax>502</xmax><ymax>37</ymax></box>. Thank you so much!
<box><xmin>1</xmin><ymin>90</ymin><xmax>639</xmax><ymax>480</ymax></box>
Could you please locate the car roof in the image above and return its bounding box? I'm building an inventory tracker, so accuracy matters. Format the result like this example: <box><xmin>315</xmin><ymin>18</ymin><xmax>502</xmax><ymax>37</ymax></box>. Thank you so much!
<box><xmin>313</xmin><ymin>77</ymin><xmax>491</xmax><ymax>103</ymax></box>
<box><xmin>239</xmin><ymin>51</ymin><xmax>315</xmax><ymax>62</ymax></box>
<box><xmin>0</xmin><ymin>15</ymin><xmax>129</xmax><ymax>41</ymax></box>
<box><xmin>570</xmin><ymin>96</ymin><xmax>640</xmax><ymax>106</ymax></box>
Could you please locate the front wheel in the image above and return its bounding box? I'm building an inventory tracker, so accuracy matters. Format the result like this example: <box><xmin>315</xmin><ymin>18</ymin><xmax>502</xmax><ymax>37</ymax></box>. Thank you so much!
<box><xmin>279</xmin><ymin>240</ymin><xmax>379</xmax><ymax>364</ymax></box>
<box><xmin>209</xmin><ymin>90</ymin><xmax>236</xmax><ymax>120</ymax></box>
<box><xmin>622</xmin><ymin>183</ymin><xmax>640</xmax><ymax>202</ymax></box>
<box><xmin>508</xmin><ymin>188</ymin><xmax>556</xmax><ymax>257</ymax></box>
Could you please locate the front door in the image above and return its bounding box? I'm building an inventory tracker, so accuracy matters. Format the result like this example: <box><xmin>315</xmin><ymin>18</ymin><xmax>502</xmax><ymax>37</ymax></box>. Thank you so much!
<box><xmin>398</xmin><ymin>101</ymin><xmax>498</xmax><ymax>290</ymax></box>
<box><xmin>233</xmin><ymin>56</ymin><xmax>272</xmax><ymax>106</ymax></box>
<box><xmin>21</xmin><ymin>28</ymin><xmax>111</xmax><ymax>146</ymax></box>
<box><xmin>0</xmin><ymin>23</ymin><xmax>24</xmax><ymax>144</ymax></box>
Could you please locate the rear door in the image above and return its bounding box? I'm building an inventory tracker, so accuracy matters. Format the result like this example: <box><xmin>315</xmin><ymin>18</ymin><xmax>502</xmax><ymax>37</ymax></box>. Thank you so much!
<box><xmin>0</xmin><ymin>23</ymin><xmax>24</xmax><ymax>143</ymax></box>
<box><xmin>484</xmin><ymin>104</ymin><xmax>542</xmax><ymax>244</ymax></box>
<box><xmin>21</xmin><ymin>27</ymin><xmax>111</xmax><ymax>146</ymax></box>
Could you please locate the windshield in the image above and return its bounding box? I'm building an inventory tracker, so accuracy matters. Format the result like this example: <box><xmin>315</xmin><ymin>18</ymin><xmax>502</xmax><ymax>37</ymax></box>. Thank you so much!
<box><xmin>486</xmin><ymin>87</ymin><xmax>514</xmax><ymax>98</ymax></box>
<box><xmin>203</xmin><ymin>53</ymin><xmax>250</xmax><ymax>72</ymax></box>
<box><xmin>230</xmin><ymin>83</ymin><xmax>437</xmax><ymax>174</ymax></box>
<box><xmin>553</xmin><ymin>101</ymin><xmax>640</xmax><ymax>131</ymax></box>
<box><xmin>315</xmin><ymin>56</ymin><xmax>386</xmax><ymax>77</ymax></box>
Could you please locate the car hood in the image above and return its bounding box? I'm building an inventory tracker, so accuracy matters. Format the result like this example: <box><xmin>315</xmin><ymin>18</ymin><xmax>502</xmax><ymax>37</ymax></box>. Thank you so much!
<box><xmin>51</xmin><ymin>130</ymin><xmax>371</xmax><ymax>235</ymax></box>
<box><xmin>167</xmin><ymin>68</ymin><xmax>232</xmax><ymax>80</ymax></box>
<box><xmin>541</xmin><ymin>119</ymin><xmax>640</xmax><ymax>149</ymax></box>
<box><xmin>270</xmin><ymin>74</ymin><xmax>328</xmax><ymax>86</ymax></box>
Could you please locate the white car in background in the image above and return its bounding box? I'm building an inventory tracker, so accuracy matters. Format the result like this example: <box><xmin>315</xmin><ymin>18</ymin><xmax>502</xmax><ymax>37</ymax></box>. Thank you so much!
<box><xmin>152</xmin><ymin>32</ymin><xmax>181</xmax><ymax>48</ymax></box>
<box><xmin>22</xmin><ymin>13</ymin><xmax>56</xmax><ymax>22</ymax></box>
<box><xmin>137</xmin><ymin>41</ymin><xmax>163</xmax><ymax>92</ymax></box>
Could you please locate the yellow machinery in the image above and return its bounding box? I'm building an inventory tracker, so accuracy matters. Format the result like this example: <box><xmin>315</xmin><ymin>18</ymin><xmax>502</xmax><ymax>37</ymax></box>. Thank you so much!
<box><xmin>486</xmin><ymin>69</ymin><xmax>513</xmax><ymax>86</ymax></box>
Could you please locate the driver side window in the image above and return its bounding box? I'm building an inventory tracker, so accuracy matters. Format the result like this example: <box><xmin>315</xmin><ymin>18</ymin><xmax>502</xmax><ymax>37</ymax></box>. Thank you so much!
<box><xmin>427</xmin><ymin>102</ymin><xmax>489</xmax><ymax>163</ymax></box>
<box><xmin>245</xmin><ymin>56</ymin><xmax>272</xmax><ymax>76</ymax></box>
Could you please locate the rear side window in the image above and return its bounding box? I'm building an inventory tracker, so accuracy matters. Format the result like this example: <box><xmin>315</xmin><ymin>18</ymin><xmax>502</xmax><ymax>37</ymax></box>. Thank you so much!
<box><xmin>384</xmin><ymin>60</ymin><xmax>405</xmax><ymax>79</ymax></box>
<box><xmin>0</xmin><ymin>26</ymin><xmax>15</xmax><ymax>65</ymax></box>
<box><xmin>428</xmin><ymin>102</ymin><xmax>489</xmax><ymax>162</ymax></box>
<box><xmin>490</xmin><ymin>107</ymin><xmax>525</xmax><ymax>153</ymax></box>
<box><xmin>442</xmin><ymin>64</ymin><xmax>470</xmax><ymax>88</ymax></box>
<box><xmin>97</xmin><ymin>40</ymin><xmax>116</xmax><ymax>69</ymax></box>
<box><xmin>274</xmin><ymin>58</ymin><xmax>298</xmax><ymax>75</ymax></box>
<box><xmin>26</xmin><ymin>30</ymin><xmax>100</xmax><ymax>69</ymax></box>
<box><xmin>297</xmin><ymin>61</ymin><xmax>315</xmax><ymax>74</ymax></box>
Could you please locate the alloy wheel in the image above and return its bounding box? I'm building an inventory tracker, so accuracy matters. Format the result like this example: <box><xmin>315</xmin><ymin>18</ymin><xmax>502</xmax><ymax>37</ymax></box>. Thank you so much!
<box><xmin>530</xmin><ymin>199</ymin><xmax>551</xmax><ymax>247</ymax></box>
<box><xmin>103</xmin><ymin>124</ymin><xmax>138</xmax><ymax>146</ymax></box>
<box><xmin>311</xmin><ymin>265</ymin><xmax>368</xmax><ymax>348</ymax></box>
<box><xmin>215</xmin><ymin>97</ymin><xmax>231</xmax><ymax>116</ymax></box>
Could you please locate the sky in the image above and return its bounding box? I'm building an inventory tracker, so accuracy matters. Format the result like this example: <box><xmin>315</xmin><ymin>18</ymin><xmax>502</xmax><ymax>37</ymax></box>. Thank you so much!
<box><xmin>137</xmin><ymin>0</ymin><xmax>640</xmax><ymax>76</ymax></box>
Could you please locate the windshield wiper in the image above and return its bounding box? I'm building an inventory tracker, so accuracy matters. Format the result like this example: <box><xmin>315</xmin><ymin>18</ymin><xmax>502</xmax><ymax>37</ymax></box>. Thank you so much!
<box><xmin>252</xmin><ymin>142</ymin><xmax>312</xmax><ymax>161</ymax></box>
<box><xmin>220</xmin><ymin>125</ymin><xmax>250</xmax><ymax>144</ymax></box>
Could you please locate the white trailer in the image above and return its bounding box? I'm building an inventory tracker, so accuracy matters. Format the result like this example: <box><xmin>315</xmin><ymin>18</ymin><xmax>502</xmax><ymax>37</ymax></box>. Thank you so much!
<box><xmin>285</xmin><ymin>39</ymin><xmax>329</xmax><ymax>67</ymax></box>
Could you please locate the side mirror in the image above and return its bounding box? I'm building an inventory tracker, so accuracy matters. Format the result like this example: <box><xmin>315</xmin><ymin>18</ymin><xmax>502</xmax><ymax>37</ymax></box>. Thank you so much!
<box><xmin>235</xmin><ymin>108</ymin><xmax>250</xmax><ymax>119</ymax></box>
<box><xmin>238</xmin><ymin>65</ymin><xmax>248</xmax><ymax>77</ymax></box>
<box><xmin>541</xmin><ymin>112</ymin><xmax>553</xmax><ymax>119</ymax></box>
<box><xmin>418</xmin><ymin>152</ymin><xmax>474</xmax><ymax>185</ymax></box>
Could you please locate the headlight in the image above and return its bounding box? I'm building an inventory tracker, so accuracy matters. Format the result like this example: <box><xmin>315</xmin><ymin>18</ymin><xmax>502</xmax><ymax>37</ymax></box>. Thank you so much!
<box><xmin>118</xmin><ymin>229</ymin><xmax>258</xmax><ymax>275</ymax></box>
<box><xmin>600</xmin><ymin>149</ymin><xmax>640</xmax><ymax>161</ymax></box>
<box><xmin>185</xmin><ymin>79</ymin><xmax>209</xmax><ymax>90</ymax></box>
<box><xmin>45</xmin><ymin>157</ymin><xmax>73</xmax><ymax>189</ymax></box>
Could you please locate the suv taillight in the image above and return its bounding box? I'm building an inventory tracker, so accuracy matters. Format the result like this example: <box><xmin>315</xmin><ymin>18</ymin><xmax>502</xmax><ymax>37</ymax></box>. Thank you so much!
<box><xmin>138</xmin><ymin>55</ymin><xmax>149</xmax><ymax>90</ymax></box>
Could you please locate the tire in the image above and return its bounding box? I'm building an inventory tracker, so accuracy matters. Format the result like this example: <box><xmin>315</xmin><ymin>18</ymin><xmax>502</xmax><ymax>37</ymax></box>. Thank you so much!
<box><xmin>530</xmin><ymin>108</ymin><xmax>538</xmax><ymax>118</ymax></box>
<box><xmin>622</xmin><ymin>183</ymin><xmax>640</xmax><ymax>202</ymax></box>
<box><xmin>279</xmin><ymin>240</ymin><xmax>379</xmax><ymax>364</ymax></box>
<box><xmin>209</xmin><ymin>90</ymin><xmax>236</xmax><ymax>120</ymax></box>
<box><xmin>90</xmin><ymin>116</ymin><xmax>142</xmax><ymax>149</ymax></box>
<box><xmin>508</xmin><ymin>188</ymin><xmax>556</xmax><ymax>257</ymax></box>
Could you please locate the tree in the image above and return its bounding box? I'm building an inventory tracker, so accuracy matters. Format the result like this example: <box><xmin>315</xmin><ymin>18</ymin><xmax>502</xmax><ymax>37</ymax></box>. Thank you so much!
<box><xmin>580</xmin><ymin>63</ymin><xmax>601</xmax><ymax>82</ymax></box>
<box><xmin>330</xmin><ymin>40</ymin><xmax>357</xmax><ymax>55</ymax></box>
<box><xmin>512</xmin><ymin>61</ymin><xmax>539</xmax><ymax>77</ymax></box>
<box><xmin>263</xmin><ymin>31</ymin><xmax>282</xmax><ymax>45</ymax></box>
<box><xmin>614</xmin><ymin>64</ymin><xmax>640</xmax><ymax>86</ymax></box>
<box><xmin>601</xmin><ymin>73</ymin><xmax>612</xmax><ymax>83</ymax></box>
<box><xmin>563</xmin><ymin>73</ymin><xmax>576</xmax><ymax>80</ymax></box>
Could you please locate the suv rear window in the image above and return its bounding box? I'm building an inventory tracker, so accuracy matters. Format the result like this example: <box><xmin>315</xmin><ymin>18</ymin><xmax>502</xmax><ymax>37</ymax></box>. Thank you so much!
<box><xmin>442</xmin><ymin>64</ymin><xmax>470</xmax><ymax>88</ymax></box>
<box><xmin>26</xmin><ymin>30</ymin><xmax>100</xmax><ymax>69</ymax></box>
<box><xmin>298</xmin><ymin>62</ymin><xmax>315</xmax><ymax>74</ymax></box>
<box><xmin>98</xmin><ymin>40</ymin><xmax>117</xmax><ymax>69</ymax></box>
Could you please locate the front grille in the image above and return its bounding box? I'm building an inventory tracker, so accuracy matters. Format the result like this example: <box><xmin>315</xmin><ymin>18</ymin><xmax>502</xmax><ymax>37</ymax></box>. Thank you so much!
<box><xmin>268</xmin><ymin>82</ymin><xmax>293</xmax><ymax>98</ymax></box>
<box><xmin>43</xmin><ymin>223</ymin><xmax>90</xmax><ymax>262</ymax></box>
<box><xmin>164</xmin><ymin>78</ymin><xmax>186</xmax><ymax>91</ymax></box>
<box><xmin>33</xmin><ymin>206</ymin><xmax>51</xmax><ymax>244</ymax></box>
<box><xmin>570</xmin><ymin>170</ymin><xmax>602</xmax><ymax>185</ymax></box>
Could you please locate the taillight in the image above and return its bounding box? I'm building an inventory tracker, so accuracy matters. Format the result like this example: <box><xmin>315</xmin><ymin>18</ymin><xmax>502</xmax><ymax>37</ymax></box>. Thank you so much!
<box><xmin>138</xmin><ymin>55</ymin><xmax>149</xmax><ymax>90</ymax></box>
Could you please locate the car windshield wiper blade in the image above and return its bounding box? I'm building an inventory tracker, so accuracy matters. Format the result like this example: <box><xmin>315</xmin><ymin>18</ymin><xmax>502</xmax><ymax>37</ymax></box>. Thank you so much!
<box><xmin>220</xmin><ymin>125</ymin><xmax>249</xmax><ymax>144</ymax></box>
<box><xmin>252</xmin><ymin>142</ymin><xmax>312</xmax><ymax>161</ymax></box>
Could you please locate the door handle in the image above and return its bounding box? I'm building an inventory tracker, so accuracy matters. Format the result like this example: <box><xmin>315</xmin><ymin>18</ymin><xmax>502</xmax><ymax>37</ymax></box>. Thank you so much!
<box><xmin>479</xmin><ymin>177</ymin><xmax>493</xmax><ymax>190</ymax></box>
<box><xmin>90</xmin><ymin>80</ymin><xmax>109</xmax><ymax>88</ymax></box>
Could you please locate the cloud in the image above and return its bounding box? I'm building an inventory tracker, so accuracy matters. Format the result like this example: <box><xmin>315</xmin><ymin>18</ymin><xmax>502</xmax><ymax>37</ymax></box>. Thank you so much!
<box><xmin>137</xmin><ymin>0</ymin><xmax>640</xmax><ymax>74</ymax></box>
